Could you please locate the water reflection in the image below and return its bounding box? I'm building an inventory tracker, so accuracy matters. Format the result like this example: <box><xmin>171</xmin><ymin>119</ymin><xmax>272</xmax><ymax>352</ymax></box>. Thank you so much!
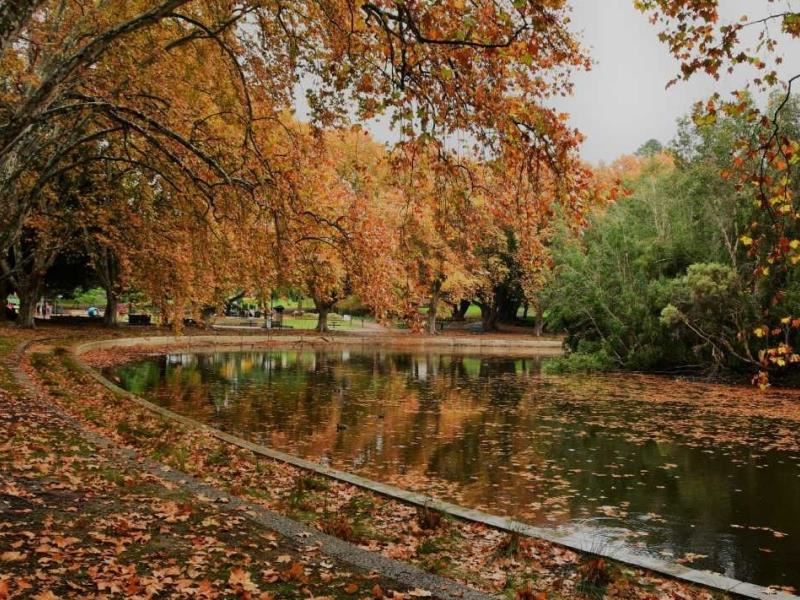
<box><xmin>111</xmin><ymin>348</ymin><xmax>800</xmax><ymax>589</ymax></box>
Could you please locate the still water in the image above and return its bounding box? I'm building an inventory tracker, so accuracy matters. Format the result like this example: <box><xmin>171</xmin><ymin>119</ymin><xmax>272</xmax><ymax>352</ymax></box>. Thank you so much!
<box><xmin>110</xmin><ymin>348</ymin><xmax>800</xmax><ymax>589</ymax></box>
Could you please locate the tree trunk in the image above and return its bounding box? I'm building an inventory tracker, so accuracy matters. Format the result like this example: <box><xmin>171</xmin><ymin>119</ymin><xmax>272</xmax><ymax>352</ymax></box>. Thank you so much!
<box><xmin>452</xmin><ymin>299</ymin><xmax>470</xmax><ymax>321</ymax></box>
<box><xmin>171</xmin><ymin>297</ymin><xmax>186</xmax><ymax>334</ymax></box>
<box><xmin>104</xmin><ymin>290</ymin><xmax>118</xmax><ymax>326</ymax></box>
<box><xmin>93</xmin><ymin>245</ymin><xmax>121</xmax><ymax>327</ymax></box>
<box><xmin>478</xmin><ymin>303</ymin><xmax>498</xmax><ymax>332</ymax></box>
<box><xmin>427</xmin><ymin>282</ymin><xmax>441</xmax><ymax>335</ymax></box>
<box><xmin>8</xmin><ymin>231</ymin><xmax>58</xmax><ymax>329</ymax></box>
<box><xmin>316</xmin><ymin>306</ymin><xmax>329</xmax><ymax>333</ymax></box>
<box><xmin>533</xmin><ymin>312</ymin><xmax>544</xmax><ymax>337</ymax></box>
<box><xmin>17</xmin><ymin>285</ymin><xmax>38</xmax><ymax>328</ymax></box>
<box><xmin>427</xmin><ymin>307</ymin><xmax>437</xmax><ymax>335</ymax></box>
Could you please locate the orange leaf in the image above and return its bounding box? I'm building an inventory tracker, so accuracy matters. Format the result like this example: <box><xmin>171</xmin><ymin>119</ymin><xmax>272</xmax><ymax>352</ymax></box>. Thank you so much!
<box><xmin>281</xmin><ymin>562</ymin><xmax>305</xmax><ymax>583</ymax></box>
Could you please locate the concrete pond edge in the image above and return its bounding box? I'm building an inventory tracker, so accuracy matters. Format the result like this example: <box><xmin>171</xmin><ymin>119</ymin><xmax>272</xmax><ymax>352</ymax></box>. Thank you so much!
<box><xmin>67</xmin><ymin>335</ymin><xmax>798</xmax><ymax>600</ymax></box>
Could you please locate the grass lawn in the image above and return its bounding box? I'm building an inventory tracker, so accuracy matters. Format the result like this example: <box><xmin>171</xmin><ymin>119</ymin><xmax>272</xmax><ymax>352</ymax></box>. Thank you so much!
<box><xmin>417</xmin><ymin>304</ymin><xmax>543</xmax><ymax>321</ymax></box>
<box><xmin>216</xmin><ymin>314</ymin><xmax>370</xmax><ymax>331</ymax></box>
<box><xmin>281</xmin><ymin>315</ymin><xmax>370</xmax><ymax>331</ymax></box>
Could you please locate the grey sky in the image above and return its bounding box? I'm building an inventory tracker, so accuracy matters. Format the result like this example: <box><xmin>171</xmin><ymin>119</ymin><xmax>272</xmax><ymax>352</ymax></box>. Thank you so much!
<box><xmin>560</xmin><ymin>0</ymin><xmax>800</xmax><ymax>163</ymax></box>
<box><xmin>560</xmin><ymin>0</ymin><xmax>706</xmax><ymax>163</ymax></box>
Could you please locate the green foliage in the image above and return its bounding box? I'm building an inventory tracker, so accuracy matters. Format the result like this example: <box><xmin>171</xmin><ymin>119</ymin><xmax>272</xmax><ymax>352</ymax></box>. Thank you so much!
<box><xmin>336</xmin><ymin>294</ymin><xmax>370</xmax><ymax>316</ymax></box>
<box><xmin>682</xmin><ymin>263</ymin><xmax>737</xmax><ymax>300</ymax></box>
<box><xmin>543</xmin><ymin>162</ymin><xmax>732</xmax><ymax>370</ymax></box>
<box><xmin>635</xmin><ymin>138</ymin><xmax>663</xmax><ymax>157</ymax></box>
<box><xmin>69</xmin><ymin>287</ymin><xmax>107</xmax><ymax>307</ymax></box>
<box><xmin>661</xmin><ymin>262</ymin><xmax>745</xmax><ymax>328</ymax></box>
<box><xmin>542</xmin><ymin>102</ymin><xmax>800</xmax><ymax>375</ymax></box>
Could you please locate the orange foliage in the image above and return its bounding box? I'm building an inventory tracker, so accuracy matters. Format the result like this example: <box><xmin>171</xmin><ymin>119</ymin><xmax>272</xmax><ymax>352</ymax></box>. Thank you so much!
<box><xmin>1</xmin><ymin>0</ymin><xmax>603</xmax><ymax>328</ymax></box>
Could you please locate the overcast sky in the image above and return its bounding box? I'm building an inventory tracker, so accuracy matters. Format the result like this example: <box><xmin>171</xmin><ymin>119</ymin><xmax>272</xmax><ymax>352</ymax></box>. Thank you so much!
<box><xmin>559</xmin><ymin>0</ymin><xmax>799</xmax><ymax>163</ymax></box>
<box><xmin>560</xmin><ymin>0</ymin><xmax>707</xmax><ymax>163</ymax></box>
<box><xmin>296</xmin><ymin>1</ymin><xmax>799</xmax><ymax>164</ymax></box>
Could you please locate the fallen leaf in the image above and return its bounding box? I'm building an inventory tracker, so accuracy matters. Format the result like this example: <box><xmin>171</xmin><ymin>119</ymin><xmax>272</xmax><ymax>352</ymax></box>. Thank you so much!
<box><xmin>281</xmin><ymin>562</ymin><xmax>305</xmax><ymax>583</ymax></box>
<box><xmin>229</xmin><ymin>568</ymin><xmax>258</xmax><ymax>592</ymax></box>
<box><xmin>0</xmin><ymin>552</ymin><xmax>26</xmax><ymax>562</ymax></box>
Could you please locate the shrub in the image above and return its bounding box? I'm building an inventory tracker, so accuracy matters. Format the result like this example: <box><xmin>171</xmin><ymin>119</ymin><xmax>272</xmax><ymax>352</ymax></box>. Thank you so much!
<box><xmin>319</xmin><ymin>513</ymin><xmax>356</xmax><ymax>542</ymax></box>
<box><xmin>577</xmin><ymin>557</ymin><xmax>614</xmax><ymax>599</ymax></box>
<box><xmin>514</xmin><ymin>581</ymin><xmax>545</xmax><ymax>600</ymax></box>
<box><xmin>335</xmin><ymin>295</ymin><xmax>371</xmax><ymax>317</ymax></box>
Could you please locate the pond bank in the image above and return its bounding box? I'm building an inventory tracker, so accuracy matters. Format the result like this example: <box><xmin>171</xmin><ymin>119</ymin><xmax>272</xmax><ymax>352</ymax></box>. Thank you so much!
<box><xmin>75</xmin><ymin>330</ymin><xmax>565</xmax><ymax>357</ymax></box>
<box><xmin>7</xmin><ymin>324</ymin><xmax>798</xmax><ymax>599</ymax></box>
<box><xmin>70</xmin><ymin>333</ymin><xmax>797</xmax><ymax>599</ymax></box>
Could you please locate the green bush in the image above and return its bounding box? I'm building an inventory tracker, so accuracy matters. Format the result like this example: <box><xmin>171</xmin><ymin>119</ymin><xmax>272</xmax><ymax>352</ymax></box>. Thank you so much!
<box><xmin>538</xmin><ymin>100</ymin><xmax>800</xmax><ymax>375</ymax></box>
<box><xmin>64</xmin><ymin>286</ymin><xmax>107</xmax><ymax>308</ymax></box>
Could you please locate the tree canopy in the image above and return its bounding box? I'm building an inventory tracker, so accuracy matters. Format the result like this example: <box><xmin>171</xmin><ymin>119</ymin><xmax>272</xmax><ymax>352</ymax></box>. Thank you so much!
<box><xmin>636</xmin><ymin>0</ymin><xmax>800</xmax><ymax>384</ymax></box>
<box><xmin>0</xmin><ymin>0</ymin><xmax>598</xmax><ymax>329</ymax></box>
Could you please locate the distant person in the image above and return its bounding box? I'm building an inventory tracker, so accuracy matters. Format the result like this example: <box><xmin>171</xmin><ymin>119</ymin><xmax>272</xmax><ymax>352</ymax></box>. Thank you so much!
<box><xmin>87</xmin><ymin>306</ymin><xmax>99</xmax><ymax>318</ymax></box>
<box><xmin>45</xmin><ymin>303</ymin><xmax>52</xmax><ymax>319</ymax></box>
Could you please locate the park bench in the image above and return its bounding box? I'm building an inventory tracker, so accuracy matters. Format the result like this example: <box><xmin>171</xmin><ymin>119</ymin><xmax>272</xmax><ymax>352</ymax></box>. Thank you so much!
<box><xmin>128</xmin><ymin>314</ymin><xmax>151</xmax><ymax>326</ymax></box>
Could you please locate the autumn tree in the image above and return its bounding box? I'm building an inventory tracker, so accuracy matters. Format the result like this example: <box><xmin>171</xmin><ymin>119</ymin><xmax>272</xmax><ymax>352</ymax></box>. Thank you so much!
<box><xmin>278</xmin><ymin>127</ymin><xmax>401</xmax><ymax>332</ymax></box>
<box><xmin>390</xmin><ymin>140</ymin><xmax>484</xmax><ymax>333</ymax></box>
<box><xmin>2</xmin><ymin>0</ymin><xmax>593</xmax><ymax>328</ymax></box>
<box><xmin>4</xmin><ymin>170</ymin><xmax>83</xmax><ymax>327</ymax></box>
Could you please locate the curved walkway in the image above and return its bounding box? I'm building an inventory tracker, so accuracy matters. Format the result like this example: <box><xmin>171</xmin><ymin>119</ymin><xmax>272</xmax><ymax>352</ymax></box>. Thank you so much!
<box><xmin>71</xmin><ymin>335</ymin><xmax>797</xmax><ymax>600</ymax></box>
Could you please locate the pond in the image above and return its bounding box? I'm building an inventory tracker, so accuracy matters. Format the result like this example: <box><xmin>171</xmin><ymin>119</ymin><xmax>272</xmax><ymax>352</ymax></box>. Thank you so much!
<box><xmin>109</xmin><ymin>347</ymin><xmax>800</xmax><ymax>590</ymax></box>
